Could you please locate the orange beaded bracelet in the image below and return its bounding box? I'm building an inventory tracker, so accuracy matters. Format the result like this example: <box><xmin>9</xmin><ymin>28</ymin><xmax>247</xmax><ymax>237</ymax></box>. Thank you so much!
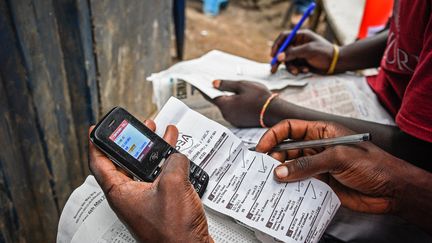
<box><xmin>259</xmin><ymin>93</ymin><xmax>279</xmax><ymax>128</ymax></box>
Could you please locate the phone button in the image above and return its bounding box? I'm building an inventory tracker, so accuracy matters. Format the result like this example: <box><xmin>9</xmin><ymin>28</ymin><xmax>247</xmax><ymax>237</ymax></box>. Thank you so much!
<box><xmin>199</xmin><ymin>173</ymin><xmax>208</xmax><ymax>183</ymax></box>
<box><xmin>195</xmin><ymin>183</ymin><xmax>202</xmax><ymax>193</ymax></box>
<box><xmin>158</xmin><ymin>158</ymin><xmax>166</xmax><ymax>168</ymax></box>
<box><xmin>193</xmin><ymin>168</ymin><xmax>202</xmax><ymax>178</ymax></box>
<box><xmin>166</xmin><ymin>148</ymin><xmax>174</xmax><ymax>156</ymax></box>
<box><xmin>190</xmin><ymin>178</ymin><xmax>197</xmax><ymax>186</ymax></box>
<box><xmin>152</xmin><ymin>168</ymin><xmax>160</xmax><ymax>177</ymax></box>
<box><xmin>189</xmin><ymin>163</ymin><xmax>197</xmax><ymax>175</ymax></box>
<box><xmin>149</xmin><ymin>152</ymin><xmax>159</xmax><ymax>162</ymax></box>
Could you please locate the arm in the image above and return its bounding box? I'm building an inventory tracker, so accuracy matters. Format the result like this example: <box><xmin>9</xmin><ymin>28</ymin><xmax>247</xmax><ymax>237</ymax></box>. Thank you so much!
<box><xmin>397</xmin><ymin>162</ymin><xmax>432</xmax><ymax>234</ymax></box>
<box><xmin>265</xmin><ymin>97</ymin><xmax>432</xmax><ymax>171</ymax></box>
<box><xmin>271</xmin><ymin>30</ymin><xmax>388</xmax><ymax>74</ymax></box>
<box><xmin>256</xmin><ymin>120</ymin><xmax>432</xmax><ymax>234</ymax></box>
<box><xmin>335</xmin><ymin>30</ymin><xmax>388</xmax><ymax>72</ymax></box>
<box><xmin>211</xmin><ymin>80</ymin><xmax>431</xmax><ymax>170</ymax></box>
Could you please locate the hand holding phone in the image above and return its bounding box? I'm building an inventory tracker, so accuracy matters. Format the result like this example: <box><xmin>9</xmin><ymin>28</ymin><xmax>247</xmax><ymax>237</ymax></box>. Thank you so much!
<box><xmin>88</xmin><ymin>123</ymin><xmax>213</xmax><ymax>242</ymax></box>
<box><xmin>90</xmin><ymin>107</ymin><xmax>209</xmax><ymax>197</ymax></box>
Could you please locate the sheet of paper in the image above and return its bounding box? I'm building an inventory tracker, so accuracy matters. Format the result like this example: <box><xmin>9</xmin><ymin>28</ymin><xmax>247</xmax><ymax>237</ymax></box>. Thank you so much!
<box><xmin>57</xmin><ymin>176</ymin><xmax>113</xmax><ymax>243</ymax></box>
<box><xmin>148</xmin><ymin>50</ymin><xmax>309</xmax><ymax>100</ymax></box>
<box><xmin>155</xmin><ymin>97</ymin><xmax>340</xmax><ymax>243</ymax></box>
<box><xmin>280</xmin><ymin>74</ymin><xmax>395</xmax><ymax>125</ymax></box>
<box><xmin>58</xmin><ymin>176</ymin><xmax>262</xmax><ymax>243</ymax></box>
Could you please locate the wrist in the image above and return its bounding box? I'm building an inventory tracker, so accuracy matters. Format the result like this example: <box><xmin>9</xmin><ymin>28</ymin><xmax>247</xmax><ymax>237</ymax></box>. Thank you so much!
<box><xmin>389</xmin><ymin>159</ymin><xmax>432</xmax><ymax>233</ymax></box>
<box><xmin>333</xmin><ymin>45</ymin><xmax>347</xmax><ymax>73</ymax></box>
<box><xmin>263</xmin><ymin>96</ymin><xmax>292</xmax><ymax>127</ymax></box>
<box><xmin>260</xmin><ymin>93</ymin><xmax>279</xmax><ymax>128</ymax></box>
<box><xmin>393</xmin><ymin>163</ymin><xmax>432</xmax><ymax>214</ymax></box>
<box><xmin>327</xmin><ymin>44</ymin><xmax>340</xmax><ymax>75</ymax></box>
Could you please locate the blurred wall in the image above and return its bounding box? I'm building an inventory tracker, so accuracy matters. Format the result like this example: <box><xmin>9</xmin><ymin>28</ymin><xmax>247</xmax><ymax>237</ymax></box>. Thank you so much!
<box><xmin>0</xmin><ymin>0</ymin><xmax>171</xmax><ymax>242</ymax></box>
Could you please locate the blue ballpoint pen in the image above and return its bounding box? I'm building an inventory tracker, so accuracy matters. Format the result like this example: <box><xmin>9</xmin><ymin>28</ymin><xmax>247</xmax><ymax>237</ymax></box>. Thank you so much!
<box><xmin>270</xmin><ymin>2</ymin><xmax>316</xmax><ymax>67</ymax></box>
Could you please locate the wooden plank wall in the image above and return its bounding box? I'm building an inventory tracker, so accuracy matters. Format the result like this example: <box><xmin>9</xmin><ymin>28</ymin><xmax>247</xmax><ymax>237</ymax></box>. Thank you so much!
<box><xmin>90</xmin><ymin>0</ymin><xmax>172</xmax><ymax>118</ymax></box>
<box><xmin>0</xmin><ymin>0</ymin><xmax>171</xmax><ymax>242</ymax></box>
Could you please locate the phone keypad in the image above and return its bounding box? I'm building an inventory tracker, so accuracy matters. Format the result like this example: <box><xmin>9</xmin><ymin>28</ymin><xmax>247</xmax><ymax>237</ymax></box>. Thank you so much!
<box><xmin>189</xmin><ymin>162</ymin><xmax>208</xmax><ymax>197</ymax></box>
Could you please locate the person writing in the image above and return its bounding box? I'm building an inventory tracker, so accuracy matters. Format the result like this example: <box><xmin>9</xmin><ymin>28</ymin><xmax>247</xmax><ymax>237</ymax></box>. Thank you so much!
<box><xmin>211</xmin><ymin>0</ymin><xmax>432</xmax><ymax>172</ymax></box>
<box><xmin>88</xmin><ymin>119</ymin><xmax>432</xmax><ymax>242</ymax></box>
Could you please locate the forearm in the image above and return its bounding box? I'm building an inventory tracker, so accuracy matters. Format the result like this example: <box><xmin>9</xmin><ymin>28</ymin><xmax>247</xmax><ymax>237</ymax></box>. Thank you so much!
<box><xmin>335</xmin><ymin>30</ymin><xmax>388</xmax><ymax>73</ymax></box>
<box><xmin>395</xmin><ymin>162</ymin><xmax>432</xmax><ymax>233</ymax></box>
<box><xmin>265</xmin><ymin>98</ymin><xmax>432</xmax><ymax>171</ymax></box>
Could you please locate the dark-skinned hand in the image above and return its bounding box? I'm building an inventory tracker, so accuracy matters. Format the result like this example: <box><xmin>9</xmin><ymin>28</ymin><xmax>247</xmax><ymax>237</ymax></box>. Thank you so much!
<box><xmin>271</xmin><ymin>30</ymin><xmax>334</xmax><ymax>75</ymax></box>
<box><xmin>88</xmin><ymin>120</ymin><xmax>213</xmax><ymax>243</ymax></box>
<box><xmin>256</xmin><ymin>119</ymin><xmax>409</xmax><ymax>214</ymax></box>
<box><xmin>211</xmin><ymin>79</ymin><xmax>273</xmax><ymax>127</ymax></box>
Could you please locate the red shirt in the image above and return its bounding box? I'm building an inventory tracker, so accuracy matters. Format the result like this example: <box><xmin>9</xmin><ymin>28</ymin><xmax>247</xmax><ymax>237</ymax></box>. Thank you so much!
<box><xmin>367</xmin><ymin>0</ymin><xmax>432</xmax><ymax>142</ymax></box>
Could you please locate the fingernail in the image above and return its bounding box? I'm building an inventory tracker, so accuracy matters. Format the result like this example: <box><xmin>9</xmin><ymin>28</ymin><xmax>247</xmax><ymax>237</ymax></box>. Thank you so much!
<box><xmin>291</xmin><ymin>69</ymin><xmax>299</xmax><ymax>75</ymax></box>
<box><xmin>212</xmin><ymin>80</ymin><xmax>221</xmax><ymax>89</ymax></box>
<box><xmin>275</xmin><ymin>165</ymin><xmax>289</xmax><ymax>178</ymax></box>
<box><xmin>302</xmin><ymin>67</ymin><xmax>309</xmax><ymax>73</ymax></box>
<box><xmin>277</xmin><ymin>52</ymin><xmax>286</xmax><ymax>61</ymax></box>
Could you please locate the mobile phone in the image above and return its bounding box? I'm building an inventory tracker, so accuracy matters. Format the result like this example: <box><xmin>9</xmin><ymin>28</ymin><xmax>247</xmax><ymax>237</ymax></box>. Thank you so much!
<box><xmin>90</xmin><ymin>107</ymin><xmax>208</xmax><ymax>197</ymax></box>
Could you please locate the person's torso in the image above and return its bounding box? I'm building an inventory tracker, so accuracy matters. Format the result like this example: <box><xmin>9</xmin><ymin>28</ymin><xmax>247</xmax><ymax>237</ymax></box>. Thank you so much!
<box><xmin>370</xmin><ymin>0</ymin><xmax>430</xmax><ymax>115</ymax></box>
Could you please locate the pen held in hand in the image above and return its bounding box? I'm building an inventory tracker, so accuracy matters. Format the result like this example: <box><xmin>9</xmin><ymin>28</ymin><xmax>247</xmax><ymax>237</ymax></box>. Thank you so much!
<box><xmin>270</xmin><ymin>2</ymin><xmax>316</xmax><ymax>67</ymax></box>
<box><xmin>249</xmin><ymin>133</ymin><xmax>371</xmax><ymax>152</ymax></box>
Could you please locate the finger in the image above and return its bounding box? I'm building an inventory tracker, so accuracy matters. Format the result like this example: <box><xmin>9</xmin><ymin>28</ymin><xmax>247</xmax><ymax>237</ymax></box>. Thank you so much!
<box><xmin>300</xmin><ymin>66</ymin><xmax>310</xmax><ymax>73</ymax></box>
<box><xmin>163</xmin><ymin>125</ymin><xmax>179</xmax><ymax>147</ymax></box>
<box><xmin>270</xmin><ymin>62</ymin><xmax>280</xmax><ymax>74</ymax></box>
<box><xmin>117</xmin><ymin>167</ymin><xmax>131</xmax><ymax>178</ymax></box>
<box><xmin>213</xmin><ymin>80</ymin><xmax>242</xmax><ymax>93</ymax></box>
<box><xmin>271</xmin><ymin>32</ymin><xmax>288</xmax><ymax>57</ymax></box>
<box><xmin>212</xmin><ymin>94</ymin><xmax>235</xmax><ymax>108</ymax></box>
<box><xmin>281</xmin><ymin>44</ymin><xmax>313</xmax><ymax>63</ymax></box>
<box><xmin>256</xmin><ymin>119</ymin><xmax>322</xmax><ymax>153</ymax></box>
<box><xmin>269</xmin><ymin>151</ymin><xmax>286</xmax><ymax>162</ymax></box>
<box><xmin>273</xmin><ymin>149</ymin><xmax>337</xmax><ymax>182</ymax></box>
<box><xmin>287</xmin><ymin>64</ymin><xmax>299</xmax><ymax>75</ymax></box>
<box><xmin>286</xmin><ymin>149</ymin><xmax>302</xmax><ymax>160</ymax></box>
<box><xmin>88</xmin><ymin>126</ymin><xmax>132</xmax><ymax>193</ymax></box>
<box><xmin>144</xmin><ymin>119</ymin><xmax>156</xmax><ymax>132</ymax></box>
<box><xmin>157</xmin><ymin>153</ymin><xmax>191</xmax><ymax>193</ymax></box>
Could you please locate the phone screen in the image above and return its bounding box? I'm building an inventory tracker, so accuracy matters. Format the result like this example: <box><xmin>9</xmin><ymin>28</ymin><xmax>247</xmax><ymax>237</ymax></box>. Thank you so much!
<box><xmin>109</xmin><ymin>119</ymin><xmax>153</xmax><ymax>161</ymax></box>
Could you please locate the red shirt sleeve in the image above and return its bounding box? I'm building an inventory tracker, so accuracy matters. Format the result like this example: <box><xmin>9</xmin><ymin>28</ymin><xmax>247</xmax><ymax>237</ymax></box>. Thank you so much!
<box><xmin>395</xmin><ymin>13</ymin><xmax>432</xmax><ymax>143</ymax></box>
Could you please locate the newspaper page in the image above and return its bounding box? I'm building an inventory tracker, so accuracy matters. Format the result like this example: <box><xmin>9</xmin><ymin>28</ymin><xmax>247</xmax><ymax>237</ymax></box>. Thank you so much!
<box><xmin>280</xmin><ymin>74</ymin><xmax>395</xmax><ymax>125</ymax></box>
<box><xmin>57</xmin><ymin>176</ymin><xmax>261</xmax><ymax>243</ymax></box>
<box><xmin>155</xmin><ymin>97</ymin><xmax>340</xmax><ymax>243</ymax></box>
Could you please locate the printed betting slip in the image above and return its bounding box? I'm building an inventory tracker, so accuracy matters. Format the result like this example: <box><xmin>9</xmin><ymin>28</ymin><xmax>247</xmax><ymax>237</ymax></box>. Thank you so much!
<box><xmin>57</xmin><ymin>98</ymin><xmax>340</xmax><ymax>243</ymax></box>
<box><xmin>155</xmin><ymin>97</ymin><xmax>340</xmax><ymax>242</ymax></box>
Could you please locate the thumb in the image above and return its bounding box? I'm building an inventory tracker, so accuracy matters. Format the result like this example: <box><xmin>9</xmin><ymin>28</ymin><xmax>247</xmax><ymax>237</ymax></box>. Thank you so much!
<box><xmin>213</xmin><ymin>80</ymin><xmax>241</xmax><ymax>93</ymax></box>
<box><xmin>273</xmin><ymin>148</ymin><xmax>338</xmax><ymax>182</ymax></box>
<box><xmin>278</xmin><ymin>44</ymin><xmax>313</xmax><ymax>63</ymax></box>
<box><xmin>157</xmin><ymin>153</ymin><xmax>190</xmax><ymax>192</ymax></box>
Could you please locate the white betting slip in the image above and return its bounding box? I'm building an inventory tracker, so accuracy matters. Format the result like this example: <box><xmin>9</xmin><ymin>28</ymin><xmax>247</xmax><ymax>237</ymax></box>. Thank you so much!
<box><xmin>155</xmin><ymin>97</ymin><xmax>340</xmax><ymax>243</ymax></box>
